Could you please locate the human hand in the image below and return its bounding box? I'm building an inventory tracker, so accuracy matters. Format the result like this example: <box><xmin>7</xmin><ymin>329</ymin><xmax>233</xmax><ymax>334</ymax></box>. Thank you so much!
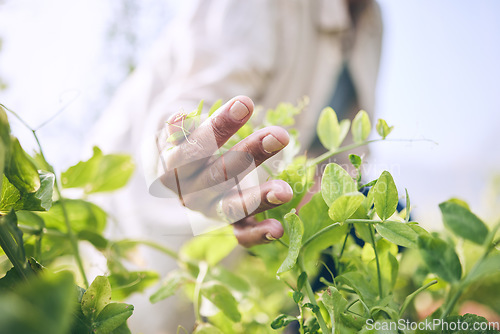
<box><xmin>157</xmin><ymin>96</ymin><xmax>292</xmax><ymax>247</ymax></box>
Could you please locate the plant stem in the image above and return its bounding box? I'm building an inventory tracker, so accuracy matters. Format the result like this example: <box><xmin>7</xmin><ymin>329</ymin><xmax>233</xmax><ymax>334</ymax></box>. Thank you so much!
<box><xmin>369</xmin><ymin>225</ymin><xmax>383</xmax><ymax>298</ymax></box>
<box><xmin>298</xmin><ymin>254</ymin><xmax>329</xmax><ymax>334</ymax></box>
<box><xmin>308</xmin><ymin>140</ymin><xmax>382</xmax><ymax>167</ymax></box>
<box><xmin>193</xmin><ymin>261</ymin><xmax>208</xmax><ymax>324</ymax></box>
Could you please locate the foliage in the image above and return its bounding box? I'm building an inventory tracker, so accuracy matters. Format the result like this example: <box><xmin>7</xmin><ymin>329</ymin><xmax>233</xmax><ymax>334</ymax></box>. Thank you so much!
<box><xmin>150</xmin><ymin>102</ymin><xmax>500</xmax><ymax>333</ymax></box>
<box><xmin>0</xmin><ymin>104</ymin><xmax>143</xmax><ymax>333</ymax></box>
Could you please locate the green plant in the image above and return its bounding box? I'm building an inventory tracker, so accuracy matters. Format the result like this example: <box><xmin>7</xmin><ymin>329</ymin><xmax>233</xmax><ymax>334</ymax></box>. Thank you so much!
<box><xmin>0</xmin><ymin>104</ymin><xmax>167</xmax><ymax>333</ymax></box>
<box><xmin>150</xmin><ymin>101</ymin><xmax>500</xmax><ymax>333</ymax></box>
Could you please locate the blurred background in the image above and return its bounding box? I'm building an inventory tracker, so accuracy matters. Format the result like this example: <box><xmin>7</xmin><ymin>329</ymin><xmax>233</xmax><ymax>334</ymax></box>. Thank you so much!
<box><xmin>0</xmin><ymin>0</ymin><xmax>499</xmax><ymax>228</ymax></box>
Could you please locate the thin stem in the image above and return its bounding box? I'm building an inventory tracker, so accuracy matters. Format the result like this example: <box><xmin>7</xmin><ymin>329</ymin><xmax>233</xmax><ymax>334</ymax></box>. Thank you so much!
<box><xmin>399</xmin><ymin>280</ymin><xmax>438</xmax><ymax>317</ymax></box>
<box><xmin>298</xmin><ymin>254</ymin><xmax>329</xmax><ymax>334</ymax></box>
<box><xmin>308</xmin><ymin>140</ymin><xmax>382</xmax><ymax>167</ymax></box>
<box><xmin>117</xmin><ymin>239</ymin><xmax>179</xmax><ymax>260</ymax></box>
<box><xmin>193</xmin><ymin>261</ymin><xmax>208</xmax><ymax>323</ymax></box>
<box><xmin>369</xmin><ymin>225</ymin><xmax>383</xmax><ymax>298</ymax></box>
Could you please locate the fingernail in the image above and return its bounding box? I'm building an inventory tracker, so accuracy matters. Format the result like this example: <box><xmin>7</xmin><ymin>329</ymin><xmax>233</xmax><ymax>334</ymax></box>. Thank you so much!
<box><xmin>229</xmin><ymin>100</ymin><xmax>249</xmax><ymax>121</ymax></box>
<box><xmin>262</xmin><ymin>134</ymin><xmax>284</xmax><ymax>153</ymax></box>
<box><xmin>265</xmin><ymin>233</ymin><xmax>276</xmax><ymax>241</ymax></box>
<box><xmin>267</xmin><ymin>191</ymin><xmax>284</xmax><ymax>205</ymax></box>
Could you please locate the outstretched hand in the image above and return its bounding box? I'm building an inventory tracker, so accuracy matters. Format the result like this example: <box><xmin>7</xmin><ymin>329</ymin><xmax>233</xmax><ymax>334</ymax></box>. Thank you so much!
<box><xmin>158</xmin><ymin>96</ymin><xmax>293</xmax><ymax>247</ymax></box>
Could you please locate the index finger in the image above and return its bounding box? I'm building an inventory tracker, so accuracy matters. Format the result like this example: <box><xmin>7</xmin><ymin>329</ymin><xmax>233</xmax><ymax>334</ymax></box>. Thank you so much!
<box><xmin>162</xmin><ymin>96</ymin><xmax>254</xmax><ymax>171</ymax></box>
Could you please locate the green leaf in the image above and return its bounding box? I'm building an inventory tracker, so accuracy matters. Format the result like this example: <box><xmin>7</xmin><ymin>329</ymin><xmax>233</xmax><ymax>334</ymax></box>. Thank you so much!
<box><xmin>439</xmin><ymin>200</ymin><xmax>489</xmax><ymax>245</ymax></box>
<box><xmin>277</xmin><ymin>211</ymin><xmax>304</xmax><ymax>274</ymax></box>
<box><xmin>336</xmin><ymin>272</ymin><xmax>377</xmax><ymax>306</ymax></box>
<box><xmin>78</xmin><ymin>230</ymin><xmax>109</xmax><ymax>250</ymax></box>
<box><xmin>464</xmin><ymin>253</ymin><xmax>500</xmax><ymax>285</ymax></box>
<box><xmin>322</xmin><ymin>286</ymin><xmax>348</xmax><ymax>334</ymax></box>
<box><xmin>293</xmin><ymin>290</ymin><xmax>304</xmax><ymax>303</ymax></box>
<box><xmin>194</xmin><ymin>323</ymin><xmax>224</xmax><ymax>334</ymax></box>
<box><xmin>108</xmin><ymin>271</ymin><xmax>159</xmax><ymax>300</ymax></box>
<box><xmin>208</xmin><ymin>99</ymin><xmax>223</xmax><ymax>117</ymax></box>
<box><xmin>61</xmin><ymin>146</ymin><xmax>134</xmax><ymax>194</ymax></box>
<box><xmin>37</xmin><ymin>199</ymin><xmax>107</xmax><ymax>234</ymax></box>
<box><xmin>94</xmin><ymin>303</ymin><xmax>134</xmax><ymax>334</ymax></box>
<box><xmin>201</xmin><ymin>282</ymin><xmax>241</xmax><ymax>322</ymax></box>
<box><xmin>270</xmin><ymin>314</ymin><xmax>297</xmax><ymax>329</ymax></box>
<box><xmin>329</xmin><ymin>192</ymin><xmax>364</xmax><ymax>222</ymax></box>
<box><xmin>5</xmin><ymin>136</ymin><xmax>40</xmax><ymax>193</ymax></box>
<box><xmin>0</xmin><ymin>211</ymin><xmax>30</xmax><ymax>278</ymax></box>
<box><xmin>0</xmin><ymin>271</ymin><xmax>75</xmax><ymax>334</ymax></box>
<box><xmin>297</xmin><ymin>272</ymin><xmax>307</xmax><ymax>291</ymax></box>
<box><xmin>349</xmin><ymin>154</ymin><xmax>362</xmax><ymax>169</ymax></box>
<box><xmin>351</xmin><ymin>110</ymin><xmax>371</xmax><ymax>143</ymax></box>
<box><xmin>317</xmin><ymin>107</ymin><xmax>350</xmax><ymax>150</ymax></box>
<box><xmin>404</xmin><ymin>188</ymin><xmax>410</xmax><ymax>222</ymax></box>
<box><xmin>1</xmin><ymin>171</ymin><xmax>54</xmax><ymax>212</ymax></box>
<box><xmin>149</xmin><ymin>270</ymin><xmax>186</xmax><ymax>303</ymax></box>
<box><xmin>181</xmin><ymin>226</ymin><xmax>237</xmax><ymax>266</ymax></box>
<box><xmin>321</xmin><ymin>163</ymin><xmax>357</xmax><ymax>206</ymax></box>
<box><xmin>376</xmin><ymin>222</ymin><xmax>419</xmax><ymax>248</ymax></box>
<box><xmin>418</xmin><ymin>234</ymin><xmax>462</xmax><ymax>282</ymax></box>
<box><xmin>373</xmin><ymin>171</ymin><xmax>398</xmax><ymax>221</ymax></box>
<box><xmin>375</xmin><ymin>119</ymin><xmax>393</xmax><ymax>139</ymax></box>
<box><xmin>81</xmin><ymin>276</ymin><xmax>112</xmax><ymax>319</ymax></box>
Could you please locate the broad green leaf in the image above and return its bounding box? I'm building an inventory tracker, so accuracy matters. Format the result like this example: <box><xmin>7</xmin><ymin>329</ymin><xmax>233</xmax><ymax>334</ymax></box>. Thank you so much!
<box><xmin>375</xmin><ymin>119</ymin><xmax>393</xmax><ymax>139</ymax></box>
<box><xmin>208</xmin><ymin>99</ymin><xmax>223</xmax><ymax>117</ymax></box>
<box><xmin>108</xmin><ymin>271</ymin><xmax>159</xmax><ymax>301</ymax></box>
<box><xmin>321</xmin><ymin>163</ymin><xmax>357</xmax><ymax>206</ymax></box>
<box><xmin>297</xmin><ymin>272</ymin><xmax>307</xmax><ymax>291</ymax></box>
<box><xmin>418</xmin><ymin>234</ymin><xmax>462</xmax><ymax>282</ymax></box>
<box><xmin>277</xmin><ymin>211</ymin><xmax>304</xmax><ymax>274</ymax></box>
<box><xmin>81</xmin><ymin>276</ymin><xmax>112</xmax><ymax>319</ymax></box>
<box><xmin>0</xmin><ymin>211</ymin><xmax>29</xmax><ymax>276</ymax></box>
<box><xmin>300</xmin><ymin>193</ymin><xmax>348</xmax><ymax>263</ymax></box>
<box><xmin>194</xmin><ymin>323</ymin><xmax>224</xmax><ymax>334</ymax></box>
<box><xmin>1</xmin><ymin>171</ymin><xmax>54</xmax><ymax>212</ymax></box>
<box><xmin>439</xmin><ymin>200</ymin><xmax>489</xmax><ymax>245</ymax></box>
<box><xmin>447</xmin><ymin>197</ymin><xmax>470</xmax><ymax>210</ymax></box>
<box><xmin>329</xmin><ymin>192</ymin><xmax>364</xmax><ymax>222</ymax></box>
<box><xmin>336</xmin><ymin>272</ymin><xmax>377</xmax><ymax>306</ymax></box>
<box><xmin>94</xmin><ymin>303</ymin><xmax>134</xmax><ymax>334</ymax></box>
<box><xmin>376</xmin><ymin>222</ymin><xmax>419</xmax><ymax>248</ymax></box>
<box><xmin>5</xmin><ymin>136</ymin><xmax>40</xmax><ymax>193</ymax></box>
<box><xmin>150</xmin><ymin>270</ymin><xmax>186</xmax><ymax>303</ymax></box>
<box><xmin>201</xmin><ymin>282</ymin><xmax>241</xmax><ymax>322</ymax></box>
<box><xmin>293</xmin><ymin>290</ymin><xmax>304</xmax><ymax>303</ymax></box>
<box><xmin>349</xmin><ymin>154</ymin><xmax>362</xmax><ymax>169</ymax></box>
<box><xmin>78</xmin><ymin>230</ymin><xmax>109</xmax><ymax>250</ymax></box>
<box><xmin>322</xmin><ymin>286</ymin><xmax>348</xmax><ymax>334</ymax></box>
<box><xmin>61</xmin><ymin>146</ymin><xmax>134</xmax><ymax>194</ymax></box>
<box><xmin>317</xmin><ymin>107</ymin><xmax>348</xmax><ymax>150</ymax></box>
<box><xmin>373</xmin><ymin>171</ymin><xmax>398</xmax><ymax>221</ymax></box>
<box><xmin>37</xmin><ymin>199</ymin><xmax>107</xmax><ymax>234</ymax></box>
<box><xmin>0</xmin><ymin>271</ymin><xmax>75</xmax><ymax>334</ymax></box>
<box><xmin>351</xmin><ymin>110</ymin><xmax>371</xmax><ymax>143</ymax></box>
<box><xmin>181</xmin><ymin>226</ymin><xmax>237</xmax><ymax>266</ymax></box>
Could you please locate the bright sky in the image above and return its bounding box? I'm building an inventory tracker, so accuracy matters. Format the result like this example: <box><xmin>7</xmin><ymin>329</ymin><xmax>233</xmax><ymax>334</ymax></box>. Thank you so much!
<box><xmin>0</xmin><ymin>0</ymin><xmax>499</xmax><ymax>227</ymax></box>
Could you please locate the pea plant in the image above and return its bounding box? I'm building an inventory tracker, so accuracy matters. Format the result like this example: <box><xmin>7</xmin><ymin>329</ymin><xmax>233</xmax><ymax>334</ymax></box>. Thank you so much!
<box><xmin>0</xmin><ymin>104</ymin><xmax>172</xmax><ymax>333</ymax></box>
<box><xmin>151</xmin><ymin>102</ymin><xmax>500</xmax><ymax>333</ymax></box>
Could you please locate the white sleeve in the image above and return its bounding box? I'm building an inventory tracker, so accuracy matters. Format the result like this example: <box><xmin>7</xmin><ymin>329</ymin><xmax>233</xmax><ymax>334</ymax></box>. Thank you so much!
<box><xmin>92</xmin><ymin>0</ymin><xmax>276</xmax><ymax>187</ymax></box>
